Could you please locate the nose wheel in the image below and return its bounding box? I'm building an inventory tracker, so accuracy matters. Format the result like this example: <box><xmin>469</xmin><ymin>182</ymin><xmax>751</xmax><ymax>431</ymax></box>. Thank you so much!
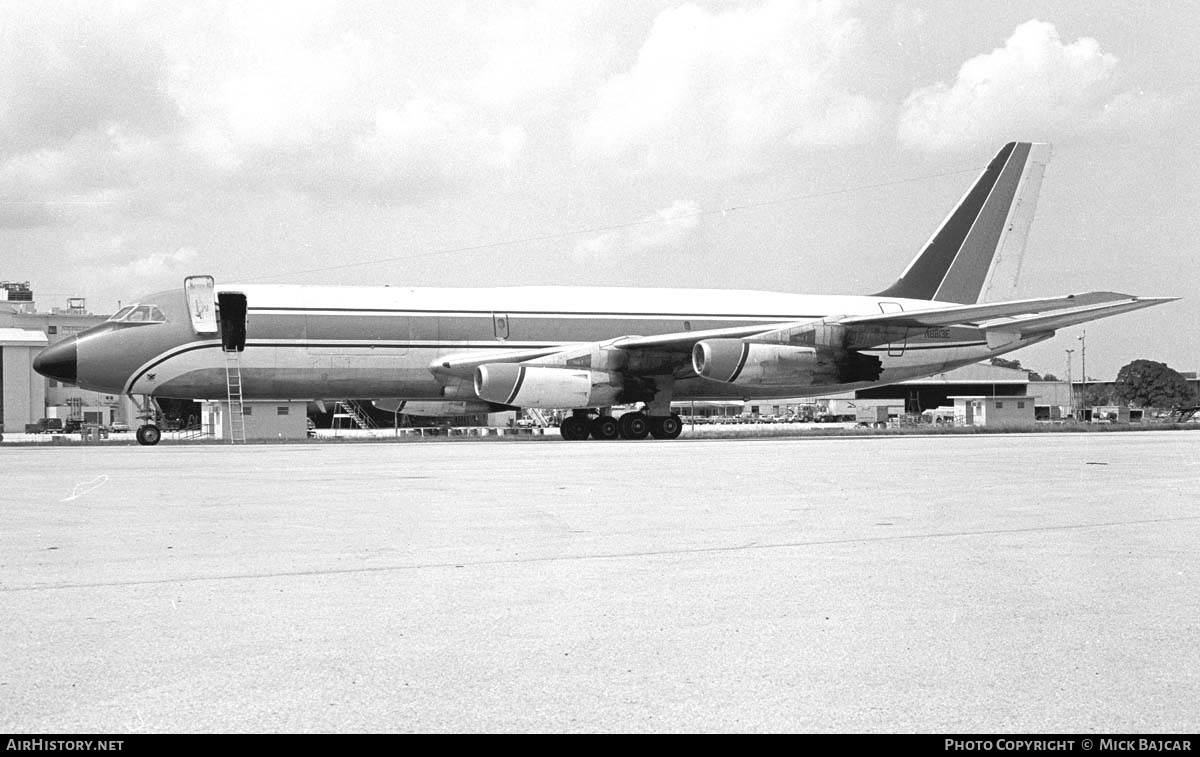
<box><xmin>136</xmin><ymin>425</ymin><xmax>162</xmax><ymax>446</ymax></box>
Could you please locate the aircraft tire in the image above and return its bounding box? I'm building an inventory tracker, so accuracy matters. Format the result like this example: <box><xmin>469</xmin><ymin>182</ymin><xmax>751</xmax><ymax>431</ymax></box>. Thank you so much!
<box><xmin>618</xmin><ymin>412</ymin><xmax>650</xmax><ymax>440</ymax></box>
<box><xmin>559</xmin><ymin>416</ymin><xmax>591</xmax><ymax>441</ymax></box>
<box><xmin>136</xmin><ymin>425</ymin><xmax>162</xmax><ymax>446</ymax></box>
<box><xmin>649</xmin><ymin>414</ymin><xmax>683</xmax><ymax>440</ymax></box>
<box><xmin>590</xmin><ymin>415</ymin><xmax>620</xmax><ymax>440</ymax></box>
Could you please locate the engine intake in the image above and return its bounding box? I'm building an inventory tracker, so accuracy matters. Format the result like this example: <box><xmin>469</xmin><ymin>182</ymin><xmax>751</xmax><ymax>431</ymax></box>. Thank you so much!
<box><xmin>474</xmin><ymin>364</ymin><xmax>622</xmax><ymax>408</ymax></box>
<box><xmin>692</xmin><ymin>339</ymin><xmax>882</xmax><ymax>386</ymax></box>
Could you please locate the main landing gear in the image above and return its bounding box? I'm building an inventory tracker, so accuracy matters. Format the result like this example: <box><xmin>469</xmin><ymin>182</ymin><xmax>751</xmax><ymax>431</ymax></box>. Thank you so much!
<box><xmin>558</xmin><ymin>411</ymin><xmax>683</xmax><ymax>441</ymax></box>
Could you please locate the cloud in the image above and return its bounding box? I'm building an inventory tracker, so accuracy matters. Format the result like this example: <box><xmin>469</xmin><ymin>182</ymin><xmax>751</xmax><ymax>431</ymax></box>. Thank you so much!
<box><xmin>575</xmin><ymin>0</ymin><xmax>882</xmax><ymax>175</ymax></box>
<box><xmin>898</xmin><ymin>19</ymin><xmax>1175</xmax><ymax>150</ymax></box>
<box><xmin>68</xmin><ymin>243</ymin><xmax>201</xmax><ymax>300</ymax></box>
<box><xmin>0</xmin><ymin>1</ymin><xmax>553</xmax><ymax>217</ymax></box>
<box><xmin>572</xmin><ymin>200</ymin><xmax>701</xmax><ymax>260</ymax></box>
<box><xmin>470</xmin><ymin>2</ymin><xmax>609</xmax><ymax>111</ymax></box>
<box><xmin>0</xmin><ymin>3</ymin><xmax>180</xmax><ymax>159</ymax></box>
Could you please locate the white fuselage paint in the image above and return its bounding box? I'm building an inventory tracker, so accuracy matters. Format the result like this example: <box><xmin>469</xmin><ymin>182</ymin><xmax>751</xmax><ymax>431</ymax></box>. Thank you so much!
<box><xmin>76</xmin><ymin>284</ymin><xmax>1044</xmax><ymax>402</ymax></box>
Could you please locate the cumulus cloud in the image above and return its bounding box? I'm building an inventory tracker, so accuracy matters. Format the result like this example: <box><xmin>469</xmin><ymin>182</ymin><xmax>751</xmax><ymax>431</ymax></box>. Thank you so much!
<box><xmin>898</xmin><ymin>19</ymin><xmax>1174</xmax><ymax>150</ymax></box>
<box><xmin>0</xmin><ymin>1</ymin><xmax>572</xmax><ymax>218</ymax></box>
<box><xmin>575</xmin><ymin>0</ymin><xmax>882</xmax><ymax>175</ymax></box>
<box><xmin>572</xmin><ymin>200</ymin><xmax>701</xmax><ymax>260</ymax></box>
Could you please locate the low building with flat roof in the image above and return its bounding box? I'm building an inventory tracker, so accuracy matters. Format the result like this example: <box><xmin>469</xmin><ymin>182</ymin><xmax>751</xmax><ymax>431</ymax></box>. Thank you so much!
<box><xmin>949</xmin><ymin>395</ymin><xmax>1036</xmax><ymax>427</ymax></box>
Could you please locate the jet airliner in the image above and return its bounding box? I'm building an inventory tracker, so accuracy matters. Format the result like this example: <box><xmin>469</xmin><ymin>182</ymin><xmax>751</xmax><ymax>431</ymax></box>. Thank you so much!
<box><xmin>33</xmin><ymin>142</ymin><xmax>1175</xmax><ymax>444</ymax></box>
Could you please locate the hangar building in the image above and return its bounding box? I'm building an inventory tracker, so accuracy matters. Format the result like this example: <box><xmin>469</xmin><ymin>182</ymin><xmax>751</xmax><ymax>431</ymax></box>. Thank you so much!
<box><xmin>0</xmin><ymin>282</ymin><xmax>115</xmax><ymax>434</ymax></box>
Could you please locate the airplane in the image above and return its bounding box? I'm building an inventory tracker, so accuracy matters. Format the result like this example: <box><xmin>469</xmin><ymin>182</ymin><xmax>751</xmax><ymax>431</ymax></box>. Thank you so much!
<box><xmin>33</xmin><ymin>142</ymin><xmax>1176</xmax><ymax>445</ymax></box>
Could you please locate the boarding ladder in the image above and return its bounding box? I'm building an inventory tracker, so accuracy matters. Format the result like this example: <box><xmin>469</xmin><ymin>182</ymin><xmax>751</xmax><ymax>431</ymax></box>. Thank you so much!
<box><xmin>334</xmin><ymin>400</ymin><xmax>377</xmax><ymax>430</ymax></box>
<box><xmin>224</xmin><ymin>350</ymin><xmax>247</xmax><ymax>444</ymax></box>
<box><xmin>525</xmin><ymin>408</ymin><xmax>551</xmax><ymax>428</ymax></box>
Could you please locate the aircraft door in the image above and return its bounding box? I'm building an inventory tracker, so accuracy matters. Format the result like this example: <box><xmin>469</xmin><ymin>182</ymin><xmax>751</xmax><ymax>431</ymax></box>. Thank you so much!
<box><xmin>878</xmin><ymin>302</ymin><xmax>906</xmax><ymax>356</ymax></box>
<box><xmin>218</xmin><ymin>292</ymin><xmax>248</xmax><ymax>352</ymax></box>
<box><xmin>184</xmin><ymin>276</ymin><xmax>218</xmax><ymax>334</ymax></box>
<box><xmin>493</xmin><ymin>313</ymin><xmax>510</xmax><ymax>341</ymax></box>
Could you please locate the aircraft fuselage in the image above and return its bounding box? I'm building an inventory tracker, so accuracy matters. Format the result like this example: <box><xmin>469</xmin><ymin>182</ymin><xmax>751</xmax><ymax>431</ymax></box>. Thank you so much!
<box><xmin>54</xmin><ymin>283</ymin><xmax>1045</xmax><ymax>402</ymax></box>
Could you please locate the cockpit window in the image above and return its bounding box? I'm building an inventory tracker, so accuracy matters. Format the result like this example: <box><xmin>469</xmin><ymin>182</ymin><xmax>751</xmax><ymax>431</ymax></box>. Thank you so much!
<box><xmin>107</xmin><ymin>304</ymin><xmax>167</xmax><ymax>323</ymax></box>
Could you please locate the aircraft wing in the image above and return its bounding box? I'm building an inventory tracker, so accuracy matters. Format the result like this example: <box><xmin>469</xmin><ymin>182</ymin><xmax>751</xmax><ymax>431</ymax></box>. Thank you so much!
<box><xmin>612</xmin><ymin>291</ymin><xmax>1172</xmax><ymax>353</ymax></box>
<box><xmin>432</xmin><ymin>322</ymin><xmax>795</xmax><ymax>379</ymax></box>
<box><xmin>836</xmin><ymin>291</ymin><xmax>1149</xmax><ymax>329</ymax></box>
<box><xmin>742</xmin><ymin>291</ymin><xmax>1175</xmax><ymax>350</ymax></box>
<box><xmin>433</xmin><ymin>291</ymin><xmax>1176</xmax><ymax>379</ymax></box>
<box><xmin>974</xmin><ymin>296</ymin><xmax>1178</xmax><ymax>342</ymax></box>
<box><xmin>431</xmin><ymin>344</ymin><xmax>584</xmax><ymax>379</ymax></box>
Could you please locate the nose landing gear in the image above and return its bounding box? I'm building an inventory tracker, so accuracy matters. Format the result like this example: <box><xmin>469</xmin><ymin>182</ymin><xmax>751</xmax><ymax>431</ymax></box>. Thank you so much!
<box><xmin>136</xmin><ymin>424</ymin><xmax>162</xmax><ymax>446</ymax></box>
<box><xmin>130</xmin><ymin>394</ymin><xmax>164</xmax><ymax>446</ymax></box>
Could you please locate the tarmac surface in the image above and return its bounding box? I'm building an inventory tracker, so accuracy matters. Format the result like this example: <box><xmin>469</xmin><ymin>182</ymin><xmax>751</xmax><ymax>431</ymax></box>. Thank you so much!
<box><xmin>2</xmin><ymin>431</ymin><xmax>1198</xmax><ymax>733</ymax></box>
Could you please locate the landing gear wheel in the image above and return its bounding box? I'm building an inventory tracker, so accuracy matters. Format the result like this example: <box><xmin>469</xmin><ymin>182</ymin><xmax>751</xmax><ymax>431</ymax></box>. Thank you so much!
<box><xmin>649</xmin><ymin>414</ymin><xmax>683</xmax><ymax>440</ymax></box>
<box><xmin>618</xmin><ymin>412</ymin><xmax>650</xmax><ymax>440</ymax></box>
<box><xmin>590</xmin><ymin>415</ymin><xmax>620</xmax><ymax>440</ymax></box>
<box><xmin>559</xmin><ymin>416</ymin><xmax>591</xmax><ymax>441</ymax></box>
<box><xmin>136</xmin><ymin>424</ymin><xmax>162</xmax><ymax>446</ymax></box>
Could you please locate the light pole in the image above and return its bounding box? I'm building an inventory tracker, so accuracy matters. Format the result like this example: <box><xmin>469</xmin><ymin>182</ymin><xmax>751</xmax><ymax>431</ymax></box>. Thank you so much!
<box><xmin>1066</xmin><ymin>349</ymin><xmax>1075</xmax><ymax>419</ymax></box>
<box><xmin>1078</xmin><ymin>330</ymin><xmax>1087</xmax><ymax>417</ymax></box>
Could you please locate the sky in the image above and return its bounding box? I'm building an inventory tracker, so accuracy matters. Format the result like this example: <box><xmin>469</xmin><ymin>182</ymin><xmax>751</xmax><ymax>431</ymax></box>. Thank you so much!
<box><xmin>2</xmin><ymin>0</ymin><xmax>1197</xmax><ymax>380</ymax></box>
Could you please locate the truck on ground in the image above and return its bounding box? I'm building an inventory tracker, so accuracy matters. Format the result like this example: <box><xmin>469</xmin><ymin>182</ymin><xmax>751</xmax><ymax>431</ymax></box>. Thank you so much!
<box><xmin>24</xmin><ymin>418</ymin><xmax>64</xmax><ymax>434</ymax></box>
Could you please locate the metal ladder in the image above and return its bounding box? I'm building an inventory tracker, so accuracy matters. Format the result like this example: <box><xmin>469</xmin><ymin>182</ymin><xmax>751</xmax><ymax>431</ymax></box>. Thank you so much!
<box><xmin>224</xmin><ymin>350</ymin><xmax>246</xmax><ymax>443</ymax></box>
<box><xmin>335</xmin><ymin>400</ymin><xmax>376</xmax><ymax>430</ymax></box>
<box><xmin>525</xmin><ymin>408</ymin><xmax>551</xmax><ymax>428</ymax></box>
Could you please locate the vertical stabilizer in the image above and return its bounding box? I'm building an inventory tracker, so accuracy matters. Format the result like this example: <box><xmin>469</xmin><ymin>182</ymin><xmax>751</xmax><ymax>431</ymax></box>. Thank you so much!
<box><xmin>875</xmin><ymin>142</ymin><xmax>1051</xmax><ymax>304</ymax></box>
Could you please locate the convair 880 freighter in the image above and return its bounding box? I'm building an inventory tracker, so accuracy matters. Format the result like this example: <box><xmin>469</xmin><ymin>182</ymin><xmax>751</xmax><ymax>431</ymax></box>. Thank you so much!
<box><xmin>33</xmin><ymin>143</ymin><xmax>1175</xmax><ymax>444</ymax></box>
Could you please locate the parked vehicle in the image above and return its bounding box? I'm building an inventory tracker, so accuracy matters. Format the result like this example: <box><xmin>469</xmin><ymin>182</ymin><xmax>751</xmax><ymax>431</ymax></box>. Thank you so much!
<box><xmin>109</xmin><ymin>421</ymin><xmax>130</xmax><ymax>433</ymax></box>
<box><xmin>24</xmin><ymin>418</ymin><xmax>64</xmax><ymax>434</ymax></box>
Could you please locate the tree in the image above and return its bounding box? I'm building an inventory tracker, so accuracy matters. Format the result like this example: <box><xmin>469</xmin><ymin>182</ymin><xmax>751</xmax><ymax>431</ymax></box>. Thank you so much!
<box><xmin>1113</xmin><ymin>360</ymin><xmax>1196</xmax><ymax>409</ymax></box>
<box><xmin>990</xmin><ymin>356</ymin><xmax>1043</xmax><ymax>381</ymax></box>
<box><xmin>1083</xmin><ymin>383</ymin><xmax>1116</xmax><ymax>406</ymax></box>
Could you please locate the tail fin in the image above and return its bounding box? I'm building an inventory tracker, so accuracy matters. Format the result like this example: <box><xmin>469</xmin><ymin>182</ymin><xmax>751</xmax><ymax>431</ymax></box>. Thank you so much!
<box><xmin>875</xmin><ymin>142</ymin><xmax>1051</xmax><ymax>304</ymax></box>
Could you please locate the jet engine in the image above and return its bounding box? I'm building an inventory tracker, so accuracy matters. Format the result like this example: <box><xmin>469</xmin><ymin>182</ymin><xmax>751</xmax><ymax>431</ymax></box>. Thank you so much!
<box><xmin>692</xmin><ymin>339</ymin><xmax>882</xmax><ymax>386</ymax></box>
<box><xmin>474</xmin><ymin>363</ymin><xmax>622</xmax><ymax>408</ymax></box>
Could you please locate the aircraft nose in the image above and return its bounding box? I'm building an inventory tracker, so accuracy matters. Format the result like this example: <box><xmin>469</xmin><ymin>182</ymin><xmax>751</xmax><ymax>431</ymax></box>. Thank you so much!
<box><xmin>33</xmin><ymin>336</ymin><xmax>78</xmax><ymax>384</ymax></box>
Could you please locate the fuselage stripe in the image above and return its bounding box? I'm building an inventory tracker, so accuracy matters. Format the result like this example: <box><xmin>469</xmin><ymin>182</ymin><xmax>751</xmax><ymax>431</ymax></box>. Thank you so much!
<box><xmin>248</xmin><ymin>306</ymin><xmax>821</xmax><ymax>320</ymax></box>
<box><xmin>122</xmin><ymin>340</ymin><xmax>567</xmax><ymax>396</ymax></box>
<box><xmin>728</xmin><ymin>343</ymin><xmax>751</xmax><ymax>383</ymax></box>
<box><xmin>505</xmin><ymin>366</ymin><xmax>527</xmax><ymax>406</ymax></box>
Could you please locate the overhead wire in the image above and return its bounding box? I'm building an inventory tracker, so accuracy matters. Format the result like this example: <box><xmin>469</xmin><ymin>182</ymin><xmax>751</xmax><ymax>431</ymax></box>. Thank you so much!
<box><xmin>232</xmin><ymin>165</ymin><xmax>984</xmax><ymax>283</ymax></box>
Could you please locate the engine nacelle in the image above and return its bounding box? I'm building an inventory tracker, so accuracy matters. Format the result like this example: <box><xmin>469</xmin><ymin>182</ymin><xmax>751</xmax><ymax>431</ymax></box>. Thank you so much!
<box><xmin>692</xmin><ymin>339</ymin><xmax>882</xmax><ymax>386</ymax></box>
<box><xmin>474</xmin><ymin>364</ymin><xmax>622</xmax><ymax>409</ymax></box>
